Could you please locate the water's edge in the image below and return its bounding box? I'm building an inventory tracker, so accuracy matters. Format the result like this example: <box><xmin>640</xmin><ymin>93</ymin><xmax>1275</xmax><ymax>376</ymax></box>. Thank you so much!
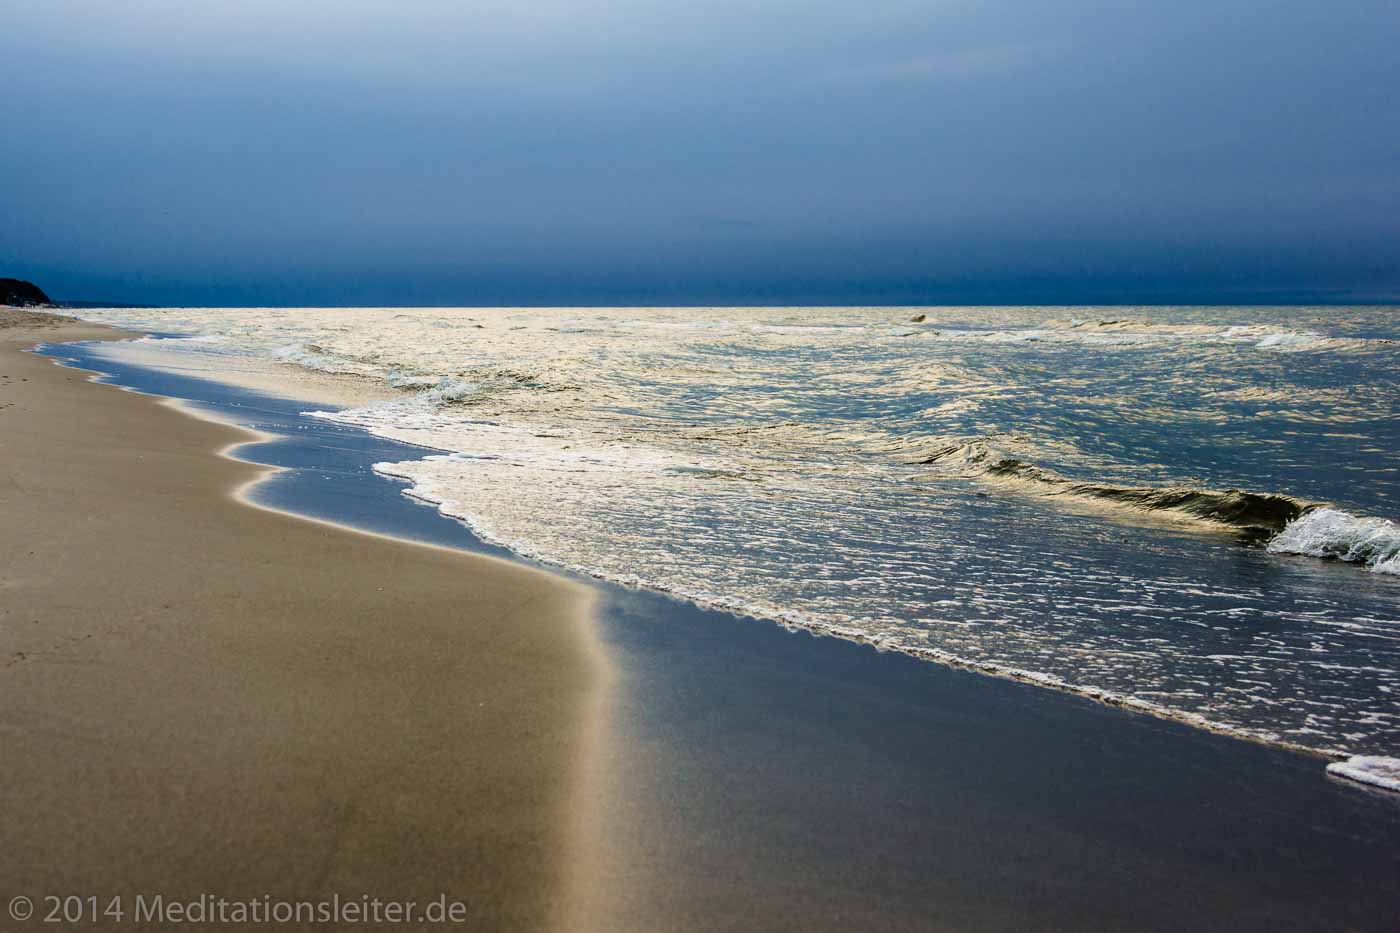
<box><xmin>28</xmin><ymin>338</ymin><xmax>1400</xmax><ymax>933</ymax></box>
<box><xmin>33</xmin><ymin>337</ymin><xmax>1386</xmax><ymax>770</ymax></box>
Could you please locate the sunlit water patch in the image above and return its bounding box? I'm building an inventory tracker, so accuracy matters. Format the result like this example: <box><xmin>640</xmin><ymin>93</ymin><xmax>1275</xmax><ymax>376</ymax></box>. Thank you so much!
<box><xmin>67</xmin><ymin>305</ymin><xmax>1400</xmax><ymax>756</ymax></box>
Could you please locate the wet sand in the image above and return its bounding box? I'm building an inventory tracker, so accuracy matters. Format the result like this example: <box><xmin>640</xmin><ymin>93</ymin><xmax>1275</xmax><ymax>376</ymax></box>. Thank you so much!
<box><xmin>583</xmin><ymin>589</ymin><xmax>1400</xmax><ymax>931</ymax></box>
<box><xmin>0</xmin><ymin>310</ymin><xmax>600</xmax><ymax>931</ymax></box>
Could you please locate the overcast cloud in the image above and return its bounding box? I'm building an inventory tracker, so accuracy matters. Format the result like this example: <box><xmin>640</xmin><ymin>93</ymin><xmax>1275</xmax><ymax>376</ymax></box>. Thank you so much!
<box><xmin>4</xmin><ymin>0</ymin><xmax>1397</xmax><ymax>304</ymax></box>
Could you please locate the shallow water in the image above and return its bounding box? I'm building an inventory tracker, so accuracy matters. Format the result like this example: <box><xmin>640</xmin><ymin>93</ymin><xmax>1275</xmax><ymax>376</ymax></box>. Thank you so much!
<box><xmin>63</xmin><ymin>305</ymin><xmax>1400</xmax><ymax>755</ymax></box>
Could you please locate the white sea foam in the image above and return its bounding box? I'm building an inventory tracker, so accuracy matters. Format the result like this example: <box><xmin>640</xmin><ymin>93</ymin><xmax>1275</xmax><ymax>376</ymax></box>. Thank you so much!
<box><xmin>1325</xmin><ymin>755</ymin><xmax>1400</xmax><ymax>792</ymax></box>
<box><xmin>368</xmin><ymin>453</ymin><xmax>1356</xmax><ymax>760</ymax></box>
<box><xmin>1253</xmin><ymin>331</ymin><xmax>1327</xmax><ymax>351</ymax></box>
<box><xmin>917</xmin><ymin>320</ymin><xmax>1334</xmax><ymax>351</ymax></box>
<box><xmin>1267</xmin><ymin>508</ymin><xmax>1400</xmax><ymax>575</ymax></box>
<box><xmin>270</xmin><ymin>342</ymin><xmax>361</xmax><ymax>375</ymax></box>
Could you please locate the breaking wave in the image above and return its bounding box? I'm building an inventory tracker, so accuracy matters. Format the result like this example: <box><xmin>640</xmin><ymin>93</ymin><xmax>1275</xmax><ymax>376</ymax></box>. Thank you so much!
<box><xmin>914</xmin><ymin>438</ymin><xmax>1400</xmax><ymax>573</ymax></box>
<box><xmin>915</xmin><ymin>439</ymin><xmax>1316</xmax><ymax>538</ymax></box>
<box><xmin>1326</xmin><ymin>756</ymin><xmax>1400</xmax><ymax>792</ymax></box>
<box><xmin>1268</xmin><ymin>508</ymin><xmax>1400</xmax><ymax>575</ymax></box>
<box><xmin>914</xmin><ymin>318</ymin><xmax>1350</xmax><ymax>352</ymax></box>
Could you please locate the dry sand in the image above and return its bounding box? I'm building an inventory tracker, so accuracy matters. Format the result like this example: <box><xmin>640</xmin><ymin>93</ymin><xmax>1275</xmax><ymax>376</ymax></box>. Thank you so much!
<box><xmin>0</xmin><ymin>310</ymin><xmax>600</xmax><ymax>931</ymax></box>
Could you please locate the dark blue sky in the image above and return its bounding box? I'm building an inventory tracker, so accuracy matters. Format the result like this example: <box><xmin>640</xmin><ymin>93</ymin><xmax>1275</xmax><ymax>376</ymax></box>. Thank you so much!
<box><xmin>5</xmin><ymin>1</ymin><xmax>1398</xmax><ymax>306</ymax></box>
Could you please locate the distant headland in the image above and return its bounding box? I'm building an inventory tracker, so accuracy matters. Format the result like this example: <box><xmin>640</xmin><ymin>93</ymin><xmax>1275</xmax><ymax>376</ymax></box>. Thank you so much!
<box><xmin>0</xmin><ymin>277</ymin><xmax>152</xmax><ymax>309</ymax></box>
<box><xmin>0</xmin><ymin>278</ymin><xmax>52</xmax><ymax>307</ymax></box>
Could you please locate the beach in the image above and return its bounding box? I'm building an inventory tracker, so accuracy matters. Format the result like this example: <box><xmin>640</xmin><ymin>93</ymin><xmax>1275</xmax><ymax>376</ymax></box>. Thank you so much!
<box><xmin>0</xmin><ymin>310</ymin><xmax>600</xmax><ymax>931</ymax></box>
<box><xmin>10</xmin><ymin>0</ymin><xmax>1400</xmax><ymax>925</ymax></box>
<box><xmin>8</xmin><ymin>0</ymin><xmax>1398</xmax><ymax>925</ymax></box>
<box><xmin>3</xmin><ymin>308</ymin><xmax>1400</xmax><ymax>931</ymax></box>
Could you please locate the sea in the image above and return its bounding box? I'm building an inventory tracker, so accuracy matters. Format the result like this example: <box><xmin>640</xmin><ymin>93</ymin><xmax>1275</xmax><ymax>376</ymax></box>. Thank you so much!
<box><xmin>60</xmin><ymin>305</ymin><xmax>1400</xmax><ymax>760</ymax></box>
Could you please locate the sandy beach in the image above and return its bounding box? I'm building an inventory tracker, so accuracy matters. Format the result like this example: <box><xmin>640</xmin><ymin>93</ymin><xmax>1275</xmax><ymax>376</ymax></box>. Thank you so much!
<box><xmin>0</xmin><ymin>310</ymin><xmax>600</xmax><ymax>931</ymax></box>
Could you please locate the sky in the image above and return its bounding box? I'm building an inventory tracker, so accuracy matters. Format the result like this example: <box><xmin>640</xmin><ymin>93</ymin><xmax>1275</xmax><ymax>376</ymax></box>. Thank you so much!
<box><xmin>4</xmin><ymin>0</ymin><xmax>1398</xmax><ymax>306</ymax></box>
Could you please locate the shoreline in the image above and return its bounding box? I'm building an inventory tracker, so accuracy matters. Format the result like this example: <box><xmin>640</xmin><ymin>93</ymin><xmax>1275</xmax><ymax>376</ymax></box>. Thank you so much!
<box><xmin>58</xmin><ymin>327</ymin><xmax>1364</xmax><ymax>763</ymax></box>
<box><xmin>1</xmin><ymin>310</ymin><xmax>603</xmax><ymax>931</ymax></box>
<box><xmin>8</xmin><ymin>309</ymin><xmax>1400</xmax><ymax>930</ymax></box>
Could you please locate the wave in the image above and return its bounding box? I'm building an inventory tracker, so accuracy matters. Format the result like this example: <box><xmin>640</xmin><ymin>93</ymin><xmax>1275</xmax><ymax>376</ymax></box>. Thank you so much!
<box><xmin>1267</xmin><ymin>508</ymin><xmax>1400</xmax><ymax>575</ymax></box>
<box><xmin>1326</xmin><ymin>756</ymin><xmax>1400</xmax><ymax>792</ymax></box>
<box><xmin>271</xmin><ymin>341</ymin><xmax>353</xmax><ymax>372</ymax></box>
<box><xmin>918</xmin><ymin>439</ymin><xmax>1400</xmax><ymax>575</ymax></box>
<box><xmin>915</xmin><ymin>439</ymin><xmax>1314</xmax><ymax>538</ymax></box>
<box><xmin>1054</xmin><ymin>319</ymin><xmax>1335</xmax><ymax>351</ymax></box>
<box><xmin>907</xmin><ymin>319</ymin><xmax>1345</xmax><ymax>352</ymax></box>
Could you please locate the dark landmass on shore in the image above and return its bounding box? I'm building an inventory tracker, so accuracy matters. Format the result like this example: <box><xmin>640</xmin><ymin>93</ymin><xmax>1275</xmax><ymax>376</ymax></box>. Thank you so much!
<box><xmin>1</xmin><ymin>276</ymin><xmax>156</xmax><ymax>310</ymax></box>
<box><xmin>0</xmin><ymin>277</ymin><xmax>52</xmax><ymax>307</ymax></box>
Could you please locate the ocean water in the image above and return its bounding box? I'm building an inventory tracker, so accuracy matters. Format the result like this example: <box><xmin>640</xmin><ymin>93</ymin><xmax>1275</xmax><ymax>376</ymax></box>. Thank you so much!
<box><xmin>66</xmin><ymin>305</ymin><xmax>1400</xmax><ymax>757</ymax></box>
